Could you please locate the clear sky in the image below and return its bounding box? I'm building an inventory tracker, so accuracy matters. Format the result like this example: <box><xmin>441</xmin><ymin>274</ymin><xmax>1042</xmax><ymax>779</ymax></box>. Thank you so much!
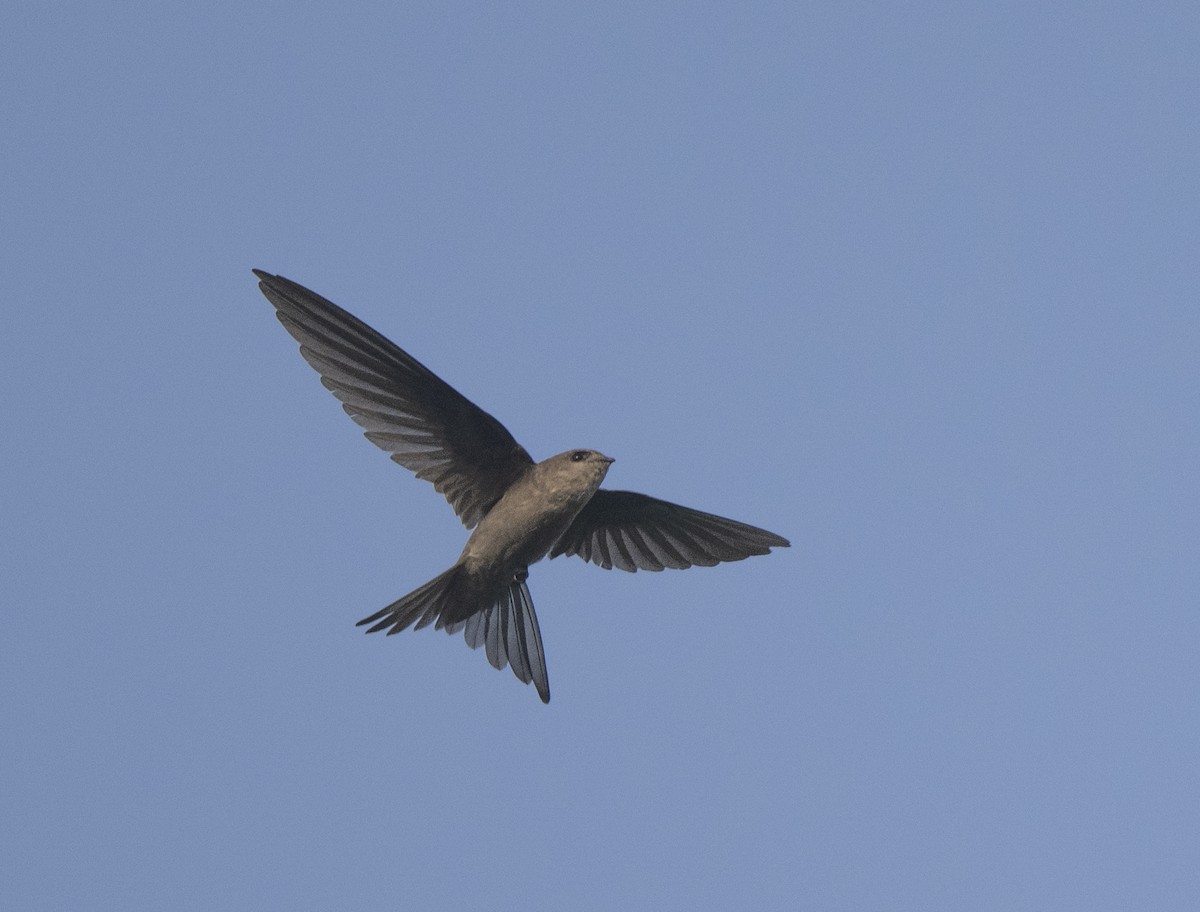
<box><xmin>2</xmin><ymin>3</ymin><xmax>1197</xmax><ymax>910</ymax></box>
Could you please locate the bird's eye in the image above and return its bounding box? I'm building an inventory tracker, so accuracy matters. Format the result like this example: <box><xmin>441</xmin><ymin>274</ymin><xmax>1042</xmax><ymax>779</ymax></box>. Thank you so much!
<box><xmin>571</xmin><ymin>451</ymin><xmax>588</xmax><ymax>462</ymax></box>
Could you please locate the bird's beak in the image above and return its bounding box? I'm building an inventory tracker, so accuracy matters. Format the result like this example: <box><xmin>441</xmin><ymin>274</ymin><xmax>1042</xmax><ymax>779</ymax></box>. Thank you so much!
<box><xmin>601</xmin><ymin>456</ymin><xmax>615</xmax><ymax>464</ymax></box>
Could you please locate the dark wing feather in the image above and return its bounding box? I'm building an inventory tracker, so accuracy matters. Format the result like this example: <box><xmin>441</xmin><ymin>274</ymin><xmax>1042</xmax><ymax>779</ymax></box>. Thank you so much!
<box><xmin>550</xmin><ymin>489</ymin><xmax>789</xmax><ymax>572</ymax></box>
<box><xmin>254</xmin><ymin>271</ymin><xmax>533</xmax><ymax>527</ymax></box>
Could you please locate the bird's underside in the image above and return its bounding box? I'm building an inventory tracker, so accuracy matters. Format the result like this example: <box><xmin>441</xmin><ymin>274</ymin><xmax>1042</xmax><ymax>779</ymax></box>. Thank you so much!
<box><xmin>254</xmin><ymin>270</ymin><xmax>789</xmax><ymax>703</ymax></box>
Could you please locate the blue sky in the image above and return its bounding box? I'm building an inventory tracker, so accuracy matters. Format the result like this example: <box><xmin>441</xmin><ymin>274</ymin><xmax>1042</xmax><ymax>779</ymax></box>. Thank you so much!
<box><xmin>2</xmin><ymin>3</ymin><xmax>1197</xmax><ymax>910</ymax></box>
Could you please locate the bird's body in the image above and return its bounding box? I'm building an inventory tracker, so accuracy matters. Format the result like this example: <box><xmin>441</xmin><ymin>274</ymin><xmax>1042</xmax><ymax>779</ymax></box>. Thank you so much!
<box><xmin>255</xmin><ymin>270</ymin><xmax>789</xmax><ymax>702</ymax></box>
<box><xmin>459</xmin><ymin>451</ymin><xmax>613</xmax><ymax>574</ymax></box>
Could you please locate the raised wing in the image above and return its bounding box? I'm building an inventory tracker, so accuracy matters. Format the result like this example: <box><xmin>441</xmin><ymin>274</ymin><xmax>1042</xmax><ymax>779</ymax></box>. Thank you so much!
<box><xmin>255</xmin><ymin>270</ymin><xmax>533</xmax><ymax>528</ymax></box>
<box><xmin>550</xmin><ymin>489</ymin><xmax>789</xmax><ymax>572</ymax></box>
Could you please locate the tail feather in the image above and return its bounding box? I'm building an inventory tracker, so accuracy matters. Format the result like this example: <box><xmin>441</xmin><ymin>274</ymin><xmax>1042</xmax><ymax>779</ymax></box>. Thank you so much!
<box><xmin>506</xmin><ymin>581</ymin><xmax>547</xmax><ymax>701</ymax></box>
<box><xmin>358</xmin><ymin>568</ymin><xmax>551</xmax><ymax>703</ymax></box>
<box><xmin>355</xmin><ymin>566</ymin><xmax>460</xmax><ymax>635</ymax></box>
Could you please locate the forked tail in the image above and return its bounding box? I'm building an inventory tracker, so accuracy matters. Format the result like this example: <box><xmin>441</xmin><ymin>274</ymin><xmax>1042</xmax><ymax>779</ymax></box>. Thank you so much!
<box><xmin>357</xmin><ymin>568</ymin><xmax>550</xmax><ymax>703</ymax></box>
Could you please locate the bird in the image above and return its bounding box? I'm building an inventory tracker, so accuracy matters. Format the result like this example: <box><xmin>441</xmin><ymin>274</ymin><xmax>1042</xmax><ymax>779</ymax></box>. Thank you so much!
<box><xmin>254</xmin><ymin>270</ymin><xmax>789</xmax><ymax>703</ymax></box>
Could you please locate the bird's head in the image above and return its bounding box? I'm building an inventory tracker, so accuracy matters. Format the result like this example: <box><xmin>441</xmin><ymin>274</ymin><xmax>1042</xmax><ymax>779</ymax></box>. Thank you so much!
<box><xmin>539</xmin><ymin>449</ymin><xmax>615</xmax><ymax>496</ymax></box>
